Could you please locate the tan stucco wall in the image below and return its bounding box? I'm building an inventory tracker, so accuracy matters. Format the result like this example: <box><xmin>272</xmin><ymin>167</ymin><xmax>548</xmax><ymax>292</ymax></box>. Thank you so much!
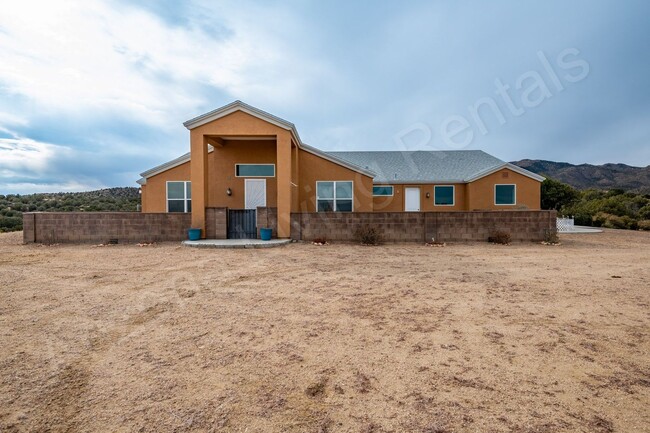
<box><xmin>372</xmin><ymin>184</ymin><xmax>468</xmax><ymax>211</ymax></box>
<box><xmin>207</xmin><ymin>140</ymin><xmax>278</xmax><ymax>209</ymax></box>
<box><xmin>466</xmin><ymin>168</ymin><xmax>541</xmax><ymax>210</ymax></box>
<box><xmin>140</xmin><ymin>161</ymin><xmax>191</xmax><ymax>213</ymax></box>
<box><xmin>187</xmin><ymin>110</ymin><xmax>296</xmax><ymax>237</ymax></box>
<box><xmin>297</xmin><ymin>149</ymin><xmax>374</xmax><ymax>212</ymax></box>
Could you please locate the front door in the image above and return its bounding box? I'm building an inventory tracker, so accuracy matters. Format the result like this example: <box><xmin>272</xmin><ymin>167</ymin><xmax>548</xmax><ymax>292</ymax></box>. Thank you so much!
<box><xmin>405</xmin><ymin>187</ymin><xmax>420</xmax><ymax>212</ymax></box>
<box><xmin>245</xmin><ymin>179</ymin><xmax>266</xmax><ymax>210</ymax></box>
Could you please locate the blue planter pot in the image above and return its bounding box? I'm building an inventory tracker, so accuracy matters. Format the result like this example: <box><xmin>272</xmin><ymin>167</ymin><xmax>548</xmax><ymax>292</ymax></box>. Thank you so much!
<box><xmin>187</xmin><ymin>228</ymin><xmax>202</xmax><ymax>241</ymax></box>
<box><xmin>260</xmin><ymin>228</ymin><xmax>272</xmax><ymax>241</ymax></box>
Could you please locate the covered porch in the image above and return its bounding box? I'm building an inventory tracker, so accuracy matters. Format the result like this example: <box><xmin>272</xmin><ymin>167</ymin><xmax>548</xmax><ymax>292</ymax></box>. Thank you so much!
<box><xmin>184</xmin><ymin>102</ymin><xmax>302</xmax><ymax>239</ymax></box>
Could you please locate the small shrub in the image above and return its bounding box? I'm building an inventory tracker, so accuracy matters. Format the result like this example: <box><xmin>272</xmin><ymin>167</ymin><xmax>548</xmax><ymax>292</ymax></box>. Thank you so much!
<box><xmin>543</xmin><ymin>229</ymin><xmax>560</xmax><ymax>244</ymax></box>
<box><xmin>355</xmin><ymin>225</ymin><xmax>383</xmax><ymax>245</ymax></box>
<box><xmin>593</xmin><ymin>212</ymin><xmax>636</xmax><ymax>229</ymax></box>
<box><xmin>488</xmin><ymin>230</ymin><xmax>511</xmax><ymax>245</ymax></box>
<box><xmin>638</xmin><ymin>220</ymin><xmax>650</xmax><ymax>231</ymax></box>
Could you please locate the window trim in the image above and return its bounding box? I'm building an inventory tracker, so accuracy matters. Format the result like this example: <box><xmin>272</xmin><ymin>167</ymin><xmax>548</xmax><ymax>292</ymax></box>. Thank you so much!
<box><xmin>372</xmin><ymin>185</ymin><xmax>394</xmax><ymax>197</ymax></box>
<box><xmin>494</xmin><ymin>184</ymin><xmax>516</xmax><ymax>206</ymax></box>
<box><xmin>433</xmin><ymin>185</ymin><xmax>455</xmax><ymax>206</ymax></box>
<box><xmin>316</xmin><ymin>180</ymin><xmax>354</xmax><ymax>212</ymax></box>
<box><xmin>235</xmin><ymin>163</ymin><xmax>276</xmax><ymax>178</ymax></box>
<box><xmin>166</xmin><ymin>181</ymin><xmax>191</xmax><ymax>213</ymax></box>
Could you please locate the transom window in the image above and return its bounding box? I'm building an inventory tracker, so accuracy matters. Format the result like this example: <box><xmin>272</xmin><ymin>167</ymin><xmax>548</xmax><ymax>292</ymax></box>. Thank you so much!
<box><xmin>373</xmin><ymin>186</ymin><xmax>394</xmax><ymax>196</ymax></box>
<box><xmin>495</xmin><ymin>184</ymin><xmax>516</xmax><ymax>205</ymax></box>
<box><xmin>316</xmin><ymin>181</ymin><xmax>353</xmax><ymax>212</ymax></box>
<box><xmin>167</xmin><ymin>181</ymin><xmax>191</xmax><ymax>213</ymax></box>
<box><xmin>235</xmin><ymin>164</ymin><xmax>275</xmax><ymax>177</ymax></box>
<box><xmin>434</xmin><ymin>185</ymin><xmax>455</xmax><ymax>206</ymax></box>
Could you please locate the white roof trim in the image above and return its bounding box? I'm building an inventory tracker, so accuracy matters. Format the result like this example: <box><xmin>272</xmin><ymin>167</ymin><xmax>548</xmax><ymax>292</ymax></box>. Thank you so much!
<box><xmin>464</xmin><ymin>162</ymin><xmax>545</xmax><ymax>183</ymax></box>
<box><xmin>139</xmin><ymin>146</ymin><xmax>215</xmax><ymax>181</ymax></box>
<box><xmin>182</xmin><ymin>101</ymin><xmax>374</xmax><ymax>177</ymax></box>
<box><xmin>373</xmin><ymin>180</ymin><xmax>467</xmax><ymax>185</ymax></box>
<box><xmin>303</xmin><ymin>144</ymin><xmax>375</xmax><ymax>177</ymax></box>
<box><xmin>183</xmin><ymin>100</ymin><xmax>303</xmax><ymax>146</ymax></box>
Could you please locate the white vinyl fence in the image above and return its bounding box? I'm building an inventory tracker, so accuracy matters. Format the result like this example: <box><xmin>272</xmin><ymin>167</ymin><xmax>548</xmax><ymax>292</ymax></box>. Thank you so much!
<box><xmin>556</xmin><ymin>216</ymin><xmax>575</xmax><ymax>232</ymax></box>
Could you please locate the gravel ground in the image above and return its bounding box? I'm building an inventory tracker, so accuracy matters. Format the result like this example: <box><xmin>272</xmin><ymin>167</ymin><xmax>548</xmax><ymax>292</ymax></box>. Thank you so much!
<box><xmin>0</xmin><ymin>229</ymin><xmax>648</xmax><ymax>432</ymax></box>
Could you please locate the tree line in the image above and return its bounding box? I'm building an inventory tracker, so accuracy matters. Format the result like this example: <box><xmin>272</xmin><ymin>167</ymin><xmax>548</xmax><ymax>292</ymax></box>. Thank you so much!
<box><xmin>542</xmin><ymin>178</ymin><xmax>650</xmax><ymax>230</ymax></box>
<box><xmin>0</xmin><ymin>187</ymin><xmax>140</xmax><ymax>232</ymax></box>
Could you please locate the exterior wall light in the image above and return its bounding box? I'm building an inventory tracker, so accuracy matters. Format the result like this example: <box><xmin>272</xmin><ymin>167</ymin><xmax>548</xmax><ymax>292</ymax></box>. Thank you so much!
<box><xmin>425</xmin><ymin>192</ymin><xmax>431</xmax><ymax>199</ymax></box>
<box><xmin>226</xmin><ymin>187</ymin><xmax>232</xmax><ymax>196</ymax></box>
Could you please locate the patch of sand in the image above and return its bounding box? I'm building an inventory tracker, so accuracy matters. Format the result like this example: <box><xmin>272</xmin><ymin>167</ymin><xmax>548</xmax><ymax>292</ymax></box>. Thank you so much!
<box><xmin>0</xmin><ymin>230</ymin><xmax>648</xmax><ymax>432</ymax></box>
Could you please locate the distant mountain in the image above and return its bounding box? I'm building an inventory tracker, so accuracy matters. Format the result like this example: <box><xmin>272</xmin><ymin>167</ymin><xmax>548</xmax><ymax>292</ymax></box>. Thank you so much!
<box><xmin>512</xmin><ymin>159</ymin><xmax>650</xmax><ymax>194</ymax></box>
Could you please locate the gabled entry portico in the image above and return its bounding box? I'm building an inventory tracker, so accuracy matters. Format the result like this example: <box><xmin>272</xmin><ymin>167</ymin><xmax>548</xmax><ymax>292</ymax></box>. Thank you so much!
<box><xmin>184</xmin><ymin>101</ymin><xmax>301</xmax><ymax>239</ymax></box>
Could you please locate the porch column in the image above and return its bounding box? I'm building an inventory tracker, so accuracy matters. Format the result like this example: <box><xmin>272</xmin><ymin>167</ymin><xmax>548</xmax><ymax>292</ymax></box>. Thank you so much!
<box><xmin>191</xmin><ymin>133</ymin><xmax>209</xmax><ymax>237</ymax></box>
<box><xmin>276</xmin><ymin>132</ymin><xmax>292</xmax><ymax>238</ymax></box>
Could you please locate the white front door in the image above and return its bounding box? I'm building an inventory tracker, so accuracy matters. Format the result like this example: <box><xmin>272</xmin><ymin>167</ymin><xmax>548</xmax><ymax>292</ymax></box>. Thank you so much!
<box><xmin>405</xmin><ymin>187</ymin><xmax>420</xmax><ymax>212</ymax></box>
<box><xmin>245</xmin><ymin>179</ymin><xmax>266</xmax><ymax>210</ymax></box>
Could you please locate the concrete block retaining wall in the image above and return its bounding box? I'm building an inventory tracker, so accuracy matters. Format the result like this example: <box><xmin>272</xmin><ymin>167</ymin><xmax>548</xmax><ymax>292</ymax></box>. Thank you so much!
<box><xmin>23</xmin><ymin>209</ymin><xmax>556</xmax><ymax>244</ymax></box>
<box><xmin>205</xmin><ymin>207</ymin><xmax>228</xmax><ymax>239</ymax></box>
<box><xmin>22</xmin><ymin>209</ymin><xmax>226</xmax><ymax>244</ymax></box>
<box><xmin>290</xmin><ymin>210</ymin><xmax>557</xmax><ymax>243</ymax></box>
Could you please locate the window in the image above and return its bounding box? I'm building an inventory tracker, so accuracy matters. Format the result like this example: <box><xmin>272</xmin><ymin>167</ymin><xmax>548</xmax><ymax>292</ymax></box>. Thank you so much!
<box><xmin>235</xmin><ymin>164</ymin><xmax>275</xmax><ymax>177</ymax></box>
<box><xmin>495</xmin><ymin>184</ymin><xmax>516</xmax><ymax>205</ymax></box>
<box><xmin>434</xmin><ymin>185</ymin><xmax>454</xmax><ymax>206</ymax></box>
<box><xmin>373</xmin><ymin>186</ymin><xmax>394</xmax><ymax>196</ymax></box>
<box><xmin>167</xmin><ymin>181</ymin><xmax>191</xmax><ymax>212</ymax></box>
<box><xmin>317</xmin><ymin>181</ymin><xmax>353</xmax><ymax>212</ymax></box>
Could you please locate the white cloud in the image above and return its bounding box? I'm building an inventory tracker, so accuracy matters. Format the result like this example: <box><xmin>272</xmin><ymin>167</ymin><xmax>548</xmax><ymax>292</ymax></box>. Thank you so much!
<box><xmin>0</xmin><ymin>135</ymin><xmax>73</xmax><ymax>177</ymax></box>
<box><xmin>0</xmin><ymin>0</ymin><xmax>333</xmax><ymax>129</ymax></box>
<box><xmin>0</xmin><ymin>133</ymin><xmax>109</xmax><ymax>193</ymax></box>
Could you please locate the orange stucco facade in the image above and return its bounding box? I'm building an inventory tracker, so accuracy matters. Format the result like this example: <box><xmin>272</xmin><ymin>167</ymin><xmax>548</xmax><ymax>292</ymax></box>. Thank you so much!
<box><xmin>467</xmin><ymin>168</ymin><xmax>541</xmax><ymax>210</ymax></box>
<box><xmin>139</xmin><ymin>104</ymin><xmax>542</xmax><ymax>238</ymax></box>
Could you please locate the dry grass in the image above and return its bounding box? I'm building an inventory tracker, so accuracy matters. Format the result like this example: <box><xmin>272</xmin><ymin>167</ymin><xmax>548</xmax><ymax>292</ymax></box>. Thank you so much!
<box><xmin>0</xmin><ymin>229</ymin><xmax>648</xmax><ymax>432</ymax></box>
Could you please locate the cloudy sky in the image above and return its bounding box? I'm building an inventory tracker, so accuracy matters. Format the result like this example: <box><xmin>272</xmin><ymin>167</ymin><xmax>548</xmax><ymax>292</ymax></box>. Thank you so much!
<box><xmin>1</xmin><ymin>0</ymin><xmax>649</xmax><ymax>194</ymax></box>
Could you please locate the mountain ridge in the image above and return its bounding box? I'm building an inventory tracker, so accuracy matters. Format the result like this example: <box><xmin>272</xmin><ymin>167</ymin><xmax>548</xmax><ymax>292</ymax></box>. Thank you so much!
<box><xmin>512</xmin><ymin>159</ymin><xmax>650</xmax><ymax>194</ymax></box>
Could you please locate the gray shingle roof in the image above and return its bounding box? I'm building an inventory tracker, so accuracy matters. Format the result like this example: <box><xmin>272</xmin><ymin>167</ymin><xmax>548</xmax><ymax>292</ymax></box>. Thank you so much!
<box><xmin>326</xmin><ymin>150</ymin><xmax>507</xmax><ymax>183</ymax></box>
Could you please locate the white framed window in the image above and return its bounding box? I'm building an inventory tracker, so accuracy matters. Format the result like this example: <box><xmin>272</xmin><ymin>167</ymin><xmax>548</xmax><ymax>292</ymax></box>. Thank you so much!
<box><xmin>235</xmin><ymin>164</ymin><xmax>275</xmax><ymax>177</ymax></box>
<box><xmin>167</xmin><ymin>181</ymin><xmax>191</xmax><ymax>212</ymax></box>
<box><xmin>434</xmin><ymin>185</ymin><xmax>455</xmax><ymax>206</ymax></box>
<box><xmin>373</xmin><ymin>185</ymin><xmax>394</xmax><ymax>196</ymax></box>
<box><xmin>316</xmin><ymin>181</ymin><xmax>353</xmax><ymax>212</ymax></box>
<box><xmin>495</xmin><ymin>184</ymin><xmax>516</xmax><ymax>205</ymax></box>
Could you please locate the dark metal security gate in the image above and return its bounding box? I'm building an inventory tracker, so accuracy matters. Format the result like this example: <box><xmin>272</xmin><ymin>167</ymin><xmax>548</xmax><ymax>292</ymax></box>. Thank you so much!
<box><xmin>227</xmin><ymin>209</ymin><xmax>257</xmax><ymax>239</ymax></box>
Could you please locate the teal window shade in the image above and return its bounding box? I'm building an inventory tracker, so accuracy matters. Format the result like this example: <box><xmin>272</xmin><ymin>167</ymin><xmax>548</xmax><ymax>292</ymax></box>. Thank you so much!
<box><xmin>434</xmin><ymin>186</ymin><xmax>454</xmax><ymax>205</ymax></box>
<box><xmin>495</xmin><ymin>184</ymin><xmax>516</xmax><ymax>205</ymax></box>
<box><xmin>235</xmin><ymin>164</ymin><xmax>275</xmax><ymax>177</ymax></box>
<box><xmin>373</xmin><ymin>186</ymin><xmax>394</xmax><ymax>196</ymax></box>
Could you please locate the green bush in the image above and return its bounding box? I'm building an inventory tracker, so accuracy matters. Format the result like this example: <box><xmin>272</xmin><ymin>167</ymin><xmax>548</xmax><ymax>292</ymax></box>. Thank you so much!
<box><xmin>639</xmin><ymin>205</ymin><xmax>650</xmax><ymax>220</ymax></box>
<box><xmin>561</xmin><ymin>187</ymin><xmax>649</xmax><ymax>230</ymax></box>
<box><xmin>541</xmin><ymin>178</ymin><xmax>579</xmax><ymax>210</ymax></box>
<box><xmin>0</xmin><ymin>216</ymin><xmax>22</xmax><ymax>232</ymax></box>
<box><xmin>592</xmin><ymin>212</ymin><xmax>638</xmax><ymax>229</ymax></box>
<box><xmin>638</xmin><ymin>220</ymin><xmax>650</xmax><ymax>231</ymax></box>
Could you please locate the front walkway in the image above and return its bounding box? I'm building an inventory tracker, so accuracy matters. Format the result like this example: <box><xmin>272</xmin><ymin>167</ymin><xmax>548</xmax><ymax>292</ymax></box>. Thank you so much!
<box><xmin>182</xmin><ymin>239</ymin><xmax>291</xmax><ymax>249</ymax></box>
<box><xmin>562</xmin><ymin>225</ymin><xmax>603</xmax><ymax>233</ymax></box>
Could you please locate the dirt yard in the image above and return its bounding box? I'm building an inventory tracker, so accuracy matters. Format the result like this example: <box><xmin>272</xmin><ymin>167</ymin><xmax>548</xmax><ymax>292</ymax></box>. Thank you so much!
<box><xmin>0</xmin><ymin>230</ymin><xmax>648</xmax><ymax>433</ymax></box>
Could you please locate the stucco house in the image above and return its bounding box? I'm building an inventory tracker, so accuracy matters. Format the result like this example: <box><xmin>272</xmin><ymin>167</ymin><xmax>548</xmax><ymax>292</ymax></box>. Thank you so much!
<box><xmin>137</xmin><ymin>101</ymin><xmax>544</xmax><ymax>239</ymax></box>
